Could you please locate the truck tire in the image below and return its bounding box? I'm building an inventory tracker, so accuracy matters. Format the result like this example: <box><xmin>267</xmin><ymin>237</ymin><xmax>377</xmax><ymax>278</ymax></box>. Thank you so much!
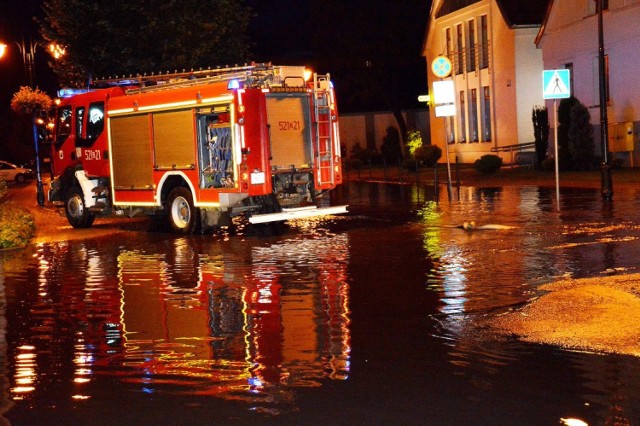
<box><xmin>166</xmin><ymin>186</ymin><xmax>199</xmax><ymax>233</ymax></box>
<box><xmin>65</xmin><ymin>185</ymin><xmax>95</xmax><ymax>228</ymax></box>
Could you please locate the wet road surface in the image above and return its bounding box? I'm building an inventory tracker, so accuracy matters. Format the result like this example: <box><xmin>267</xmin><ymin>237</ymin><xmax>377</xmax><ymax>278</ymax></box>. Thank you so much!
<box><xmin>1</xmin><ymin>181</ymin><xmax>640</xmax><ymax>424</ymax></box>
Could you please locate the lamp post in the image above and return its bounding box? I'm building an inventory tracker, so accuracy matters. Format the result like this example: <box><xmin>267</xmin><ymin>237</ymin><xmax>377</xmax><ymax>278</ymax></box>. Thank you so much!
<box><xmin>597</xmin><ymin>0</ymin><xmax>613</xmax><ymax>200</ymax></box>
<box><xmin>0</xmin><ymin>37</ymin><xmax>64</xmax><ymax>206</ymax></box>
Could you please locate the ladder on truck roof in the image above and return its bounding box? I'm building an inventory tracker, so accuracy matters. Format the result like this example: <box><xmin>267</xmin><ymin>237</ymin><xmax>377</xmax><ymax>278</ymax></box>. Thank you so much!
<box><xmin>313</xmin><ymin>74</ymin><xmax>335</xmax><ymax>187</ymax></box>
<box><xmin>91</xmin><ymin>63</ymin><xmax>281</xmax><ymax>94</ymax></box>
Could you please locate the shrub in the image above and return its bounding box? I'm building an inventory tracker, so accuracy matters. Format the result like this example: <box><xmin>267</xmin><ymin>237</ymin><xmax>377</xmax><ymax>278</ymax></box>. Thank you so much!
<box><xmin>0</xmin><ymin>205</ymin><xmax>35</xmax><ymax>249</ymax></box>
<box><xmin>413</xmin><ymin>145</ymin><xmax>442</xmax><ymax>167</ymax></box>
<box><xmin>474</xmin><ymin>154</ymin><xmax>503</xmax><ymax>174</ymax></box>
<box><xmin>402</xmin><ymin>158</ymin><xmax>418</xmax><ymax>170</ymax></box>
<box><xmin>540</xmin><ymin>158</ymin><xmax>555</xmax><ymax>171</ymax></box>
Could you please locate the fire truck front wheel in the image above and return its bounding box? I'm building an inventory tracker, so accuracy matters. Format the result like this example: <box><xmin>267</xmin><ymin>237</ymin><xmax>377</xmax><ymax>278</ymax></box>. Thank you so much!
<box><xmin>65</xmin><ymin>186</ymin><xmax>95</xmax><ymax>228</ymax></box>
<box><xmin>166</xmin><ymin>187</ymin><xmax>199</xmax><ymax>233</ymax></box>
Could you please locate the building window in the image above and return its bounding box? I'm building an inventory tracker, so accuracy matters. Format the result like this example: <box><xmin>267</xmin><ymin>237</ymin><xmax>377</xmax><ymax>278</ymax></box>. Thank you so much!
<box><xmin>456</xmin><ymin>24</ymin><xmax>464</xmax><ymax>74</ymax></box>
<box><xmin>467</xmin><ymin>19</ymin><xmax>476</xmax><ymax>72</ymax></box>
<box><xmin>459</xmin><ymin>90</ymin><xmax>467</xmax><ymax>143</ymax></box>
<box><xmin>588</xmin><ymin>0</ymin><xmax>608</xmax><ymax>15</ymax></box>
<box><xmin>564</xmin><ymin>62</ymin><xmax>574</xmax><ymax>97</ymax></box>
<box><xmin>479</xmin><ymin>15</ymin><xmax>489</xmax><ymax>69</ymax></box>
<box><xmin>482</xmin><ymin>86</ymin><xmax>492</xmax><ymax>142</ymax></box>
<box><xmin>469</xmin><ymin>89</ymin><xmax>479</xmax><ymax>142</ymax></box>
<box><xmin>447</xmin><ymin>116</ymin><xmax>455</xmax><ymax>144</ymax></box>
<box><xmin>446</xmin><ymin>27</ymin><xmax>452</xmax><ymax>58</ymax></box>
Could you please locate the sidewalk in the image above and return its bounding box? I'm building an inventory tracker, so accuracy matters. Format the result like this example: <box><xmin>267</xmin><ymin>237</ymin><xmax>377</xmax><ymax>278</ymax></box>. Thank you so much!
<box><xmin>344</xmin><ymin>163</ymin><xmax>640</xmax><ymax>189</ymax></box>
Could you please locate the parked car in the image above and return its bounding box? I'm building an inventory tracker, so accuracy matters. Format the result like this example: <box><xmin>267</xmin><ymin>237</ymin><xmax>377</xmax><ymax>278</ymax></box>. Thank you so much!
<box><xmin>0</xmin><ymin>161</ymin><xmax>34</xmax><ymax>183</ymax></box>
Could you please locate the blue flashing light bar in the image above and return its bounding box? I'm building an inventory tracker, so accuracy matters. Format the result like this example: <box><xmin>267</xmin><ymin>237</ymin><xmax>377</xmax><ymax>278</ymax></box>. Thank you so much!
<box><xmin>57</xmin><ymin>88</ymin><xmax>91</xmax><ymax>98</ymax></box>
<box><xmin>227</xmin><ymin>79</ymin><xmax>241</xmax><ymax>90</ymax></box>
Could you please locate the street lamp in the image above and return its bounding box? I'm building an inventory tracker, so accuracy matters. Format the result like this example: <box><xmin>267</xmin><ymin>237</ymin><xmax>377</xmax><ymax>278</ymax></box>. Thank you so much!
<box><xmin>0</xmin><ymin>37</ymin><xmax>65</xmax><ymax>206</ymax></box>
<box><xmin>0</xmin><ymin>38</ymin><xmax>64</xmax><ymax>88</ymax></box>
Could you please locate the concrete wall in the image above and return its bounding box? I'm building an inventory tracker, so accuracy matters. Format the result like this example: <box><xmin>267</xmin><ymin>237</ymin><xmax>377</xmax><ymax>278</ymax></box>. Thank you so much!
<box><xmin>339</xmin><ymin>110</ymin><xmax>430</xmax><ymax>157</ymax></box>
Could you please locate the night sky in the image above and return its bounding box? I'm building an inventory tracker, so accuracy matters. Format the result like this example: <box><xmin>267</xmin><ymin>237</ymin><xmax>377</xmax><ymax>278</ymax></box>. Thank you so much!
<box><xmin>1</xmin><ymin>0</ymin><xmax>431</xmax><ymax>113</ymax></box>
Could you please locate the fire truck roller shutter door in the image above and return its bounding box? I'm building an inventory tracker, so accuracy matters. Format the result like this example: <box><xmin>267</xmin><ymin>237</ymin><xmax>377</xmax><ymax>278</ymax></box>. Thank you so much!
<box><xmin>265</xmin><ymin>94</ymin><xmax>313</xmax><ymax>169</ymax></box>
<box><xmin>110</xmin><ymin>115</ymin><xmax>154</xmax><ymax>189</ymax></box>
<box><xmin>153</xmin><ymin>110</ymin><xmax>196</xmax><ymax>170</ymax></box>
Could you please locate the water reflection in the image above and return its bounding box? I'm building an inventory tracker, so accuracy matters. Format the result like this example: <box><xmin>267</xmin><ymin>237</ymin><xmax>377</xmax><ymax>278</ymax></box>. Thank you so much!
<box><xmin>2</xmin><ymin>182</ymin><xmax>640</xmax><ymax>423</ymax></box>
<box><xmin>1</xmin><ymin>231</ymin><xmax>350</xmax><ymax>413</ymax></box>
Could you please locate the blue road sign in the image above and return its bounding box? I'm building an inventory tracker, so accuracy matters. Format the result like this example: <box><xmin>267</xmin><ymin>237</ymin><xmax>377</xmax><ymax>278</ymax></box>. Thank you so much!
<box><xmin>431</xmin><ymin>56</ymin><xmax>452</xmax><ymax>79</ymax></box>
<box><xmin>543</xmin><ymin>69</ymin><xmax>571</xmax><ymax>99</ymax></box>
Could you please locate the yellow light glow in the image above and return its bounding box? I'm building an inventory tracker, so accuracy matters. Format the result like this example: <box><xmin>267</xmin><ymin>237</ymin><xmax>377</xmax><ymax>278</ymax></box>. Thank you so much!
<box><xmin>303</xmin><ymin>69</ymin><xmax>312</xmax><ymax>81</ymax></box>
<box><xmin>560</xmin><ymin>418</ymin><xmax>588</xmax><ymax>426</ymax></box>
<box><xmin>72</xmin><ymin>395</ymin><xmax>91</xmax><ymax>400</ymax></box>
<box><xmin>48</xmin><ymin>43</ymin><xmax>66</xmax><ymax>59</ymax></box>
<box><xmin>11</xmin><ymin>386</ymin><xmax>35</xmax><ymax>394</ymax></box>
<box><xmin>0</xmin><ymin>43</ymin><xmax>6</xmax><ymax>59</ymax></box>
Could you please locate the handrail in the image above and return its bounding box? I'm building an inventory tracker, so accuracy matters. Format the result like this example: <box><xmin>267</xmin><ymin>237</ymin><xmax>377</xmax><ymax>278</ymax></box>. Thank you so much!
<box><xmin>490</xmin><ymin>141</ymin><xmax>536</xmax><ymax>153</ymax></box>
<box><xmin>491</xmin><ymin>142</ymin><xmax>537</xmax><ymax>167</ymax></box>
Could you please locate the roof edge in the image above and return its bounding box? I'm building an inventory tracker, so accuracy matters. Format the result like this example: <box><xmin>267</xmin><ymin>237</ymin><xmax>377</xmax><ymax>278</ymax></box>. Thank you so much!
<box><xmin>535</xmin><ymin>0</ymin><xmax>555</xmax><ymax>46</ymax></box>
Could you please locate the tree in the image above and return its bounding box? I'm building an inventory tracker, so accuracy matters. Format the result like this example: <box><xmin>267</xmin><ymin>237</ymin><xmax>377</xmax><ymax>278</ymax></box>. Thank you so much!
<box><xmin>39</xmin><ymin>0</ymin><xmax>252</xmax><ymax>87</ymax></box>
<box><xmin>532</xmin><ymin>105</ymin><xmax>549</xmax><ymax>168</ymax></box>
<box><xmin>380</xmin><ymin>126</ymin><xmax>403</xmax><ymax>164</ymax></box>
<box><xmin>568</xmin><ymin>102</ymin><xmax>595</xmax><ymax>170</ymax></box>
<box><xmin>557</xmin><ymin>96</ymin><xmax>579</xmax><ymax>171</ymax></box>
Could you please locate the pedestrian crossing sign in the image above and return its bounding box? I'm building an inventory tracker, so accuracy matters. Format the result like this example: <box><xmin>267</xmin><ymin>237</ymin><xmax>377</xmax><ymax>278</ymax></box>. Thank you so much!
<box><xmin>543</xmin><ymin>69</ymin><xmax>571</xmax><ymax>99</ymax></box>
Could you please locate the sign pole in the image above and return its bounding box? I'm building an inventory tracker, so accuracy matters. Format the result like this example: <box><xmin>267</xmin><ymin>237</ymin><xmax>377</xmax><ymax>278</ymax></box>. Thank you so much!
<box><xmin>543</xmin><ymin>68</ymin><xmax>571</xmax><ymax>211</ymax></box>
<box><xmin>553</xmin><ymin>99</ymin><xmax>560</xmax><ymax>210</ymax></box>
<box><xmin>430</xmin><ymin>56</ymin><xmax>454</xmax><ymax>197</ymax></box>
<box><xmin>597</xmin><ymin>0</ymin><xmax>613</xmax><ymax>200</ymax></box>
<box><xmin>443</xmin><ymin>122</ymin><xmax>453</xmax><ymax>197</ymax></box>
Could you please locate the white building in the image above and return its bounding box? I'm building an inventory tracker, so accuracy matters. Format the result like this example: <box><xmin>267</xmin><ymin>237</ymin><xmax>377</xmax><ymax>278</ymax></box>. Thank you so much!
<box><xmin>536</xmin><ymin>0</ymin><xmax>640</xmax><ymax>165</ymax></box>
<box><xmin>423</xmin><ymin>0</ymin><xmax>549</xmax><ymax>164</ymax></box>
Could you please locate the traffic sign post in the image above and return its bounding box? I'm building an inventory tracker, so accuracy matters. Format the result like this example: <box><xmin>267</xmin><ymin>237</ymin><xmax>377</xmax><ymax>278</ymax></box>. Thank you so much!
<box><xmin>430</xmin><ymin>78</ymin><xmax>455</xmax><ymax>195</ymax></box>
<box><xmin>543</xmin><ymin>69</ymin><xmax>571</xmax><ymax>210</ymax></box>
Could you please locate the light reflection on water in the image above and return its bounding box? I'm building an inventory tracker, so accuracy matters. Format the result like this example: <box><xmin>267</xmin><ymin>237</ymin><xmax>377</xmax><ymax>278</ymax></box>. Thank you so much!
<box><xmin>1</xmin><ymin>182</ymin><xmax>640</xmax><ymax>423</ymax></box>
<box><xmin>0</xmin><ymin>228</ymin><xmax>351</xmax><ymax>417</ymax></box>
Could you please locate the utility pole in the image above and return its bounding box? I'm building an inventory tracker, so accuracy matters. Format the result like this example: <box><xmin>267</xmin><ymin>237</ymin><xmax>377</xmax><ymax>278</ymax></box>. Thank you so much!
<box><xmin>598</xmin><ymin>0</ymin><xmax>613</xmax><ymax>200</ymax></box>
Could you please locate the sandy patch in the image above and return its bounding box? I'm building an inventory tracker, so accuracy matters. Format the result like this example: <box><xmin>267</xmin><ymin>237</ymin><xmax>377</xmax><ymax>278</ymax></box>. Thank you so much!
<box><xmin>490</xmin><ymin>274</ymin><xmax>640</xmax><ymax>356</ymax></box>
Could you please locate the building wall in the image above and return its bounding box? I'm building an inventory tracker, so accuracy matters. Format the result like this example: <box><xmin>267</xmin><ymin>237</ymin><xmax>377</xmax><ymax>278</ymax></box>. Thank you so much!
<box><xmin>537</xmin><ymin>0</ymin><xmax>640</xmax><ymax>165</ymax></box>
<box><xmin>424</xmin><ymin>0</ymin><xmax>545</xmax><ymax>164</ymax></box>
<box><xmin>515</xmin><ymin>27</ymin><xmax>545</xmax><ymax>145</ymax></box>
<box><xmin>339</xmin><ymin>110</ymin><xmax>430</xmax><ymax>157</ymax></box>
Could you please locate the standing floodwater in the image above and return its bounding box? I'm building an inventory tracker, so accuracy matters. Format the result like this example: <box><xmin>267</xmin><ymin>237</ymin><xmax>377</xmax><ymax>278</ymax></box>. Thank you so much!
<box><xmin>1</xmin><ymin>181</ymin><xmax>640</xmax><ymax>424</ymax></box>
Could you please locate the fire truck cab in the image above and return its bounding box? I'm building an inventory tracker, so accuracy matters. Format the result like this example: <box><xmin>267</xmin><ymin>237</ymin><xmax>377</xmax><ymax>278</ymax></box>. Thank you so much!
<box><xmin>48</xmin><ymin>64</ymin><xmax>346</xmax><ymax>233</ymax></box>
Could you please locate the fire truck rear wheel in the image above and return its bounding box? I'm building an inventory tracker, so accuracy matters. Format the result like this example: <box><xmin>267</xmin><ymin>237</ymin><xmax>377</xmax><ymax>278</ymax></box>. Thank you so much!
<box><xmin>65</xmin><ymin>185</ymin><xmax>95</xmax><ymax>228</ymax></box>
<box><xmin>166</xmin><ymin>186</ymin><xmax>199</xmax><ymax>233</ymax></box>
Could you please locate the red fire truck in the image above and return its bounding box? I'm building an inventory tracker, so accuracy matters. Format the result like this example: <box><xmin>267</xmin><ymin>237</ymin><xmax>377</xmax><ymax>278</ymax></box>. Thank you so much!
<box><xmin>48</xmin><ymin>64</ymin><xmax>347</xmax><ymax>233</ymax></box>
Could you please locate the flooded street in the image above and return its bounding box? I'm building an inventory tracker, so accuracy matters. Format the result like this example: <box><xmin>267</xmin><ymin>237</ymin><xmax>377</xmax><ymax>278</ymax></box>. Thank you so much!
<box><xmin>2</xmin><ymin>181</ymin><xmax>640</xmax><ymax>424</ymax></box>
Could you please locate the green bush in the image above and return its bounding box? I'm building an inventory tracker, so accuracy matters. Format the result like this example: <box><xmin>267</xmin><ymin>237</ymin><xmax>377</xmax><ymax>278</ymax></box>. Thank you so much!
<box><xmin>0</xmin><ymin>205</ymin><xmax>35</xmax><ymax>249</ymax></box>
<box><xmin>474</xmin><ymin>154</ymin><xmax>503</xmax><ymax>174</ymax></box>
<box><xmin>540</xmin><ymin>157</ymin><xmax>555</xmax><ymax>171</ymax></box>
<box><xmin>413</xmin><ymin>145</ymin><xmax>442</xmax><ymax>167</ymax></box>
<box><xmin>402</xmin><ymin>158</ymin><xmax>418</xmax><ymax>170</ymax></box>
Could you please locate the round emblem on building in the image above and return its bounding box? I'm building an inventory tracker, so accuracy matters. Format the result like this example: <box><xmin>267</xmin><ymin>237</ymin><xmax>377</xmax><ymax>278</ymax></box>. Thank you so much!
<box><xmin>431</xmin><ymin>56</ymin><xmax>452</xmax><ymax>79</ymax></box>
